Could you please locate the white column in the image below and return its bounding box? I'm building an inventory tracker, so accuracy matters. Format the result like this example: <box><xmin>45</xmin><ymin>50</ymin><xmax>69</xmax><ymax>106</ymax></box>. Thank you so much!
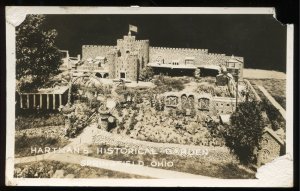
<box><xmin>27</xmin><ymin>94</ymin><xmax>30</xmax><ymax>109</ymax></box>
<box><xmin>47</xmin><ymin>94</ymin><xmax>49</xmax><ymax>109</ymax></box>
<box><xmin>20</xmin><ymin>94</ymin><xmax>23</xmax><ymax>108</ymax></box>
<box><xmin>53</xmin><ymin>94</ymin><xmax>56</xmax><ymax>109</ymax></box>
<box><xmin>59</xmin><ymin>94</ymin><xmax>62</xmax><ymax>106</ymax></box>
<box><xmin>40</xmin><ymin>94</ymin><xmax>43</xmax><ymax>108</ymax></box>
<box><xmin>33</xmin><ymin>94</ymin><xmax>36</xmax><ymax>108</ymax></box>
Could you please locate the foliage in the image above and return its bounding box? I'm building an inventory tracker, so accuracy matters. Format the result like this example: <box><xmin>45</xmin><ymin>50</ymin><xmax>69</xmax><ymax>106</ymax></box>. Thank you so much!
<box><xmin>15</xmin><ymin>109</ymin><xmax>65</xmax><ymax>130</ymax></box>
<box><xmin>16</xmin><ymin>15</ymin><xmax>62</xmax><ymax>92</ymax></box>
<box><xmin>65</xmin><ymin>103</ymin><xmax>94</xmax><ymax>138</ymax></box>
<box><xmin>222</xmin><ymin>101</ymin><xmax>265</xmax><ymax>164</ymax></box>
<box><xmin>153</xmin><ymin>76</ymin><xmax>185</xmax><ymax>93</ymax></box>
<box><xmin>139</xmin><ymin>66</ymin><xmax>154</xmax><ymax>81</ymax></box>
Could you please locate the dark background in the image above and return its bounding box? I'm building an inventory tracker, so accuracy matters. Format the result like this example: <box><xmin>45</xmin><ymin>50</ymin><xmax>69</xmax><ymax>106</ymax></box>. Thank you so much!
<box><xmin>44</xmin><ymin>14</ymin><xmax>287</xmax><ymax>72</ymax></box>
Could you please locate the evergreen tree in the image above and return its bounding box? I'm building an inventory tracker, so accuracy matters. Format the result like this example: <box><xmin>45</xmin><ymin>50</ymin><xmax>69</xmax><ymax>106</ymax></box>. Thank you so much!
<box><xmin>16</xmin><ymin>15</ymin><xmax>62</xmax><ymax>92</ymax></box>
<box><xmin>223</xmin><ymin>101</ymin><xmax>265</xmax><ymax>164</ymax></box>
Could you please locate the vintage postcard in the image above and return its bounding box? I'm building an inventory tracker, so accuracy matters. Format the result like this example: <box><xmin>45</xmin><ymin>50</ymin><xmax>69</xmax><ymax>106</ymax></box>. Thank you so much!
<box><xmin>5</xmin><ymin>7</ymin><xmax>294</xmax><ymax>187</ymax></box>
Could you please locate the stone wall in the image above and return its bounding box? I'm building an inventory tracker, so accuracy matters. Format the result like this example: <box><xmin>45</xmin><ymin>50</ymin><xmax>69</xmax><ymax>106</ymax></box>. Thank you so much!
<box><xmin>149</xmin><ymin>47</ymin><xmax>208</xmax><ymax>64</ymax></box>
<box><xmin>211</xmin><ymin>97</ymin><xmax>237</xmax><ymax>115</ymax></box>
<box><xmin>149</xmin><ymin>47</ymin><xmax>244</xmax><ymax>68</ymax></box>
<box><xmin>106</xmin><ymin>51</ymin><xmax>116</xmax><ymax>79</ymax></box>
<box><xmin>162</xmin><ymin>92</ymin><xmax>239</xmax><ymax>116</ymax></box>
<box><xmin>82</xmin><ymin>45</ymin><xmax>116</xmax><ymax>60</ymax></box>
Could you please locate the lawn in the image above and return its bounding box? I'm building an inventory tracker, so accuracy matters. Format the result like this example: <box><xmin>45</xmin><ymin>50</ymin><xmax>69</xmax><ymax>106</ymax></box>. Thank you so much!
<box><xmin>248</xmin><ymin>79</ymin><xmax>286</xmax><ymax>109</ymax></box>
<box><xmin>15</xmin><ymin>126</ymin><xmax>70</xmax><ymax>158</ymax></box>
<box><xmin>86</xmin><ymin>144</ymin><xmax>255</xmax><ymax>179</ymax></box>
<box><xmin>15</xmin><ymin>109</ymin><xmax>65</xmax><ymax>130</ymax></box>
<box><xmin>14</xmin><ymin>160</ymin><xmax>150</xmax><ymax>178</ymax></box>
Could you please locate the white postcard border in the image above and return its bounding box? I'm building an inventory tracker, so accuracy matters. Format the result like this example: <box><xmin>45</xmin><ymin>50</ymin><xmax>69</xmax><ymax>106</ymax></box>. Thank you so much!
<box><xmin>5</xmin><ymin>6</ymin><xmax>294</xmax><ymax>187</ymax></box>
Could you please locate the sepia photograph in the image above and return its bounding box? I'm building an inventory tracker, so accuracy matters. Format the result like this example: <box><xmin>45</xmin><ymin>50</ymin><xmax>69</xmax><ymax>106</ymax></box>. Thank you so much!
<box><xmin>5</xmin><ymin>7</ymin><xmax>294</xmax><ymax>187</ymax></box>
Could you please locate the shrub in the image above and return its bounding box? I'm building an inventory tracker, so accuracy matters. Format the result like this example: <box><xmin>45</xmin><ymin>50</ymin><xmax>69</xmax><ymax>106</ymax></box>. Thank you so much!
<box><xmin>222</xmin><ymin>101</ymin><xmax>265</xmax><ymax>165</ymax></box>
<box><xmin>139</xmin><ymin>66</ymin><xmax>154</xmax><ymax>81</ymax></box>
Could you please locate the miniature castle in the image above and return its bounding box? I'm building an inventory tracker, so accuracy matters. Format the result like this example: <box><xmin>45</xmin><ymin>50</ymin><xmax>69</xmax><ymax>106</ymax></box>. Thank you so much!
<box><xmin>72</xmin><ymin>26</ymin><xmax>244</xmax><ymax>81</ymax></box>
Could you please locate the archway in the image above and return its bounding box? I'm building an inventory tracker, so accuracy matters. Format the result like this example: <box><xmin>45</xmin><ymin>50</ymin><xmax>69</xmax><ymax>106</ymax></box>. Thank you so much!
<box><xmin>95</xmin><ymin>72</ymin><xmax>102</xmax><ymax>78</ymax></box>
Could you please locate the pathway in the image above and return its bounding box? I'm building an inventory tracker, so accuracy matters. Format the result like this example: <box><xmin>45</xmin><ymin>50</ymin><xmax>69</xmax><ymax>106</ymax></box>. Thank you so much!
<box><xmin>257</xmin><ymin>85</ymin><xmax>286</xmax><ymax>120</ymax></box>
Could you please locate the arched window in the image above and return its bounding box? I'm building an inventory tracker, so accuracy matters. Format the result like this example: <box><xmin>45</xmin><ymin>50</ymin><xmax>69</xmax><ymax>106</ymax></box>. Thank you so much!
<box><xmin>95</xmin><ymin>73</ymin><xmax>102</xmax><ymax>78</ymax></box>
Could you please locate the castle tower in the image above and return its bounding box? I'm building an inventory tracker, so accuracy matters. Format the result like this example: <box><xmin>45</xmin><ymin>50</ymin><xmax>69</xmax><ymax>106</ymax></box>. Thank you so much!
<box><xmin>114</xmin><ymin>32</ymin><xmax>149</xmax><ymax>81</ymax></box>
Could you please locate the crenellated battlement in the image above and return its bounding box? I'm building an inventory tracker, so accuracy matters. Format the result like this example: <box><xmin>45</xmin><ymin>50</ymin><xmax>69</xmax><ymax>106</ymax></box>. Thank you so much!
<box><xmin>207</xmin><ymin>53</ymin><xmax>226</xmax><ymax>57</ymax></box>
<box><xmin>135</xmin><ymin>40</ymin><xmax>150</xmax><ymax>43</ymax></box>
<box><xmin>150</xmin><ymin>46</ymin><xmax>208</xmax><ymax>53</ymax></box>
<box><xmin>82</xmin><ymin>45</ymin><xmax>116</xmax><ymax>49</ymax></box>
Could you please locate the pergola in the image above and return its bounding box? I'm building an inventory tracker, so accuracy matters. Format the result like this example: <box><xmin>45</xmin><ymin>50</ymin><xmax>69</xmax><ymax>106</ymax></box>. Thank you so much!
<box><xmin>17</xmin><ymin>86</ymin><xmax>69</xmax><ymax>110</ymax></box>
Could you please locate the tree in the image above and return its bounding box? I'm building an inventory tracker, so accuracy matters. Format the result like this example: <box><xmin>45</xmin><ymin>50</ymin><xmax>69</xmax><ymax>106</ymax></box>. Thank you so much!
<box><xmin>223</xmin><ymin>101</ymin><xmax>265</xmax><ymax>165</ymax></box>
<box><xmin>139</xmin><ymin>66</ymin><xmax>154</xmax><ymax>81</ymax></box>
<box><xmin>16</xmin><ymin>15</ymin><xmax>62</xmax><ymax>92</ymax></box>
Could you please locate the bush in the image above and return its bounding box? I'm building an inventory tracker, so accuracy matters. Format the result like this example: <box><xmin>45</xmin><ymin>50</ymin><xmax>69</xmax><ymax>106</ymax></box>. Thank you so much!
<box><xmin>222</xmin><ymin>101</ymin><xmax>265</xmax><ymax>165</ymax></box>
<box><xmin>139</xmin><ymin>66</ymin><xmax>154</xmax><ymax>81</ymax></box>
<box><xmin>153</xmin><ymin>76</ymin><xmax>185</xmax><ymax>93</ymax></box>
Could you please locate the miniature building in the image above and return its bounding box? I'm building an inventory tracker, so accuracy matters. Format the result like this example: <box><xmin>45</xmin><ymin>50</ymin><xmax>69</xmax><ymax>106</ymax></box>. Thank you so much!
<box><xmin>226</xmin><ymin>55</ymin><xmax>244</xmax><ymax>81</ymax></box>
<box><xmin>78</xmin><ymin>26</ymin><xmax>244</xmax><ymax>81</ymax></box>
<box><xmin>162</xmin><ymin>91</ymin><xmax>241</xmax><ymax>115</ymax></box>
<box><xmin>257</xmin><ymin>128</ymin><xmax>284</xmax><ymax>166</ymax></box>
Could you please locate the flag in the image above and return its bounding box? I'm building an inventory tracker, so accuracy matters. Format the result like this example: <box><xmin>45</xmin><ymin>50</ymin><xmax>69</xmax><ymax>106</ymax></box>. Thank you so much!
<box><xmin>129</xmin><ymin>25</ymin><xmax>138</xmax><ymax>33</ymax></box>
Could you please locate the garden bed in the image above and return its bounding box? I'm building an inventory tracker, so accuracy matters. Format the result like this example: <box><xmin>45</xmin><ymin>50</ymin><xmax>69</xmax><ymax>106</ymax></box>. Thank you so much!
<box><xmin>14</xmin><ymin>160</ymin><xmax>149</xmax><ymax>178</ymax></box>
<box><xmin>110</xmin><ymin>104</ymin><xmax>224</xmax><ymax>146</ymax></box>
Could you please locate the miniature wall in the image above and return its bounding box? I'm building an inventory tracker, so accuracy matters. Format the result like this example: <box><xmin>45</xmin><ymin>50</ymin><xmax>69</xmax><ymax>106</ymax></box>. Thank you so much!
<box><xmin>82</xmin><ymin>45</ymin><xmax>116</xmax><ymax>60</ymax></box>
<box><xmin>149</xmin><ymin>46</ymin><xmax>244</xmax><ymax>70</ymax></box>
<box><xmin>149</xmin><ymin>47</ymin><xmax>208</xmax><ymax>64</ymax></box>
<box><xmin>162</xmin><ymin>92</ymin><xmax>239</xmax><ymax>116</ymax></box>
<box><xmin>211</xmin><ymin>98</ymin><xmax>237</xmax><ymax>115</ymax></box>
<box><xmin>106</xmin><ymin>52</ymin><xmax>116</xmax><ymax>79</ymax></box>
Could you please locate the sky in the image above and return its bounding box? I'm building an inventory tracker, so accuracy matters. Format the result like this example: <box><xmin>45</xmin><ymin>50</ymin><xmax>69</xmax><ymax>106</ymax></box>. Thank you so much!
<box><xmin>43</xmin><ymin>14</ymin><xmax>287</xmax><ymax>72</ymax></box>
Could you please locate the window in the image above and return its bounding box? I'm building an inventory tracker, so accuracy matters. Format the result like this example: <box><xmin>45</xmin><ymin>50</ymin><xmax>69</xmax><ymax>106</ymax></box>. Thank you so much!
<box><xmin>120</xmin><ymin>72</ymin><xmax>126</xmax><ymax>79</ymax></box>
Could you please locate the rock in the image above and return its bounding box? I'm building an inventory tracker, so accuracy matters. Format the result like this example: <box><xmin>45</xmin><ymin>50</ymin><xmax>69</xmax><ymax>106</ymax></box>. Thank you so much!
<box><xmin>52</xmin><ymin>170</ymin><xmax>65</xmax><ymax>178</ymax></box>
<box><xmin>65</xmin><ymin>174</ymin><xmax>75</xmax><ymax>178</ymax></box>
